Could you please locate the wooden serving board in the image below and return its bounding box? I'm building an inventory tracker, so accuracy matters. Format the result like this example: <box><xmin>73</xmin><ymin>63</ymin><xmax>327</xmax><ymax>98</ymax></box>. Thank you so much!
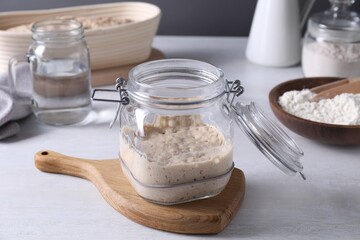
<box><xmin>34</xmin><ymin>150</ymin><xmax>245</xmax><ymax>234</ymax></box>
<box><xmin>91</xmin><ymin>48</ymin><xmax>165</xmax><ymax>87</ymax></box>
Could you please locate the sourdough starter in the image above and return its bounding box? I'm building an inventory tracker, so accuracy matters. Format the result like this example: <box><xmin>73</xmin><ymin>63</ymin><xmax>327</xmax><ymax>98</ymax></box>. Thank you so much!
<box><xmin>119</xmin><ymin>115</ymin><xmax>233</xmax><ymax>204</ymax></box>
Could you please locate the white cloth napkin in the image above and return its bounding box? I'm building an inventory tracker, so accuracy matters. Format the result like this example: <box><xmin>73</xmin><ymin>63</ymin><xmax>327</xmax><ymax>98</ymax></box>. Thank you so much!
<box><xmin>0</xmin><ymin>66</ymin><xmax>32</xmax><ymax>140</ymax></box>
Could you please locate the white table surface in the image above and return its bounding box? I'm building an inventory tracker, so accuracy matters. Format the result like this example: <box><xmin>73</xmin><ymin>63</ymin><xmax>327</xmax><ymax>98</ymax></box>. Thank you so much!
<box><xmin>1</xmin><ymin>36</ymin><xmax>360</xmax><ymax>240</ymax></box>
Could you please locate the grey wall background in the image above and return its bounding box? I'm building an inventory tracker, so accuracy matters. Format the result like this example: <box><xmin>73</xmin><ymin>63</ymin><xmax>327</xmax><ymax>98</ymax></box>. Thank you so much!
<box><xmin>1</xmin><ymin>0</ymin><xmax>360</xmax><ymax>36</ymax></box>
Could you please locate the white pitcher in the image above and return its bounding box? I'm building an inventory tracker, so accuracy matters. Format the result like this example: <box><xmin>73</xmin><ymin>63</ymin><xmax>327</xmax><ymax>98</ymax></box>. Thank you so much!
<box><xmin>246</xmin><ymin>0</ymin><xmax>315</xmax><ymax>67</ymax></box>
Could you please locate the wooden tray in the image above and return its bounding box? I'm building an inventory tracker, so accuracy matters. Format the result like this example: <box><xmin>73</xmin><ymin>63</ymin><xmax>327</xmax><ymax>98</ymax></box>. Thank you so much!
<box><xmin>34</xmin><ymin>150</ymin><xmax>245</xmax><ymax>234</ymax></box>
<box><xmin>91</xmin><ymin>48</ymin><xmax>165</xmax><ymax>87</ymax></box>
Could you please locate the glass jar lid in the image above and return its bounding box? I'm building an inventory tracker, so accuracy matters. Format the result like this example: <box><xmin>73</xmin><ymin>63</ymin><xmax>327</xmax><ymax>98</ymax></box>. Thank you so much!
<box><xmin>308</xmin><ymin>0</ymin><xmax>360</xmax><ymax>42</ymax></box>
<box><xmin>126</xmin><ymin>59</ymin><xmax>225</xmax><ymax>108</ymax></box>
<box><xmin>228</xmin><ymin>102</ymin><xmax>305</xmax><ymax>179</ymax></box>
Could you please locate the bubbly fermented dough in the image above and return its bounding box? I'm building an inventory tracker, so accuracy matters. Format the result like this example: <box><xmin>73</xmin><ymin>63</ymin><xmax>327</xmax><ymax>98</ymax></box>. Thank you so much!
<box><xmin>119</xmin><ymin>115</ymin><xmax>233</xmax><ymax>204</ymax></box>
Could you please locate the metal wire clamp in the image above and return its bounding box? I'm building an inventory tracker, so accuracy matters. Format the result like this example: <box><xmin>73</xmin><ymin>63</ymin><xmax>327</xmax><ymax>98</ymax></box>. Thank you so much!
<box><xmin>91</xmin><ymin>77</ymin><xmax>130</xmax><ymax>105</ymax></box>
<box><xmin>225</xmin><ymin>79</ymin><xmax>244</xmax><ymax>106</ymax></box>
<box><xmin>91</xmin><ymin>77</ymin><xmax>130</xmax><ymax>128</ymax></box>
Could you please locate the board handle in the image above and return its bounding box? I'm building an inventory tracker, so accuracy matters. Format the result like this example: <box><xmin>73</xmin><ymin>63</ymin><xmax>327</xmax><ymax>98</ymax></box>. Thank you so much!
<box><xmin>34</xmin><ymin>150</ymin><xmax>95</xmax><ymax>180</ymax></box>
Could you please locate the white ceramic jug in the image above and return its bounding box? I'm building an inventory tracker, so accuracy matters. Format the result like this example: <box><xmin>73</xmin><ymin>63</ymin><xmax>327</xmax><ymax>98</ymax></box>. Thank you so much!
<box><xmin>246</xmin><ymin>0</ymin><xmax>315</xmax><ymax>67</ymax></box>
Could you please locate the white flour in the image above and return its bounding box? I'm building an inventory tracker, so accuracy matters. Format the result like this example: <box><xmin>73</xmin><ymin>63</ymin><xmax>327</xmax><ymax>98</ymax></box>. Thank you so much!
<box><xmin>279</xmin><ymin>89</ymin><xmax>360</xmax><ymax>125</ymax></box>
<box><xmin>302</xmin><ymin>42</ymin><xmax>360</xmax><ymax>77</ymax></box>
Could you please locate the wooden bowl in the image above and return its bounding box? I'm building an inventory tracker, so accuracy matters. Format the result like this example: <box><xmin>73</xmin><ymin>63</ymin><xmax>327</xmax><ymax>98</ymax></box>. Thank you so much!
<box><xmin>269</xmin><ymin>77</ymin><xmax>360</xmax><ymax>145</ymax></box>
<box><xmin>0</xmin><ymin>2</ymin><xmax>161</xmax><ymax>72</ymax></box>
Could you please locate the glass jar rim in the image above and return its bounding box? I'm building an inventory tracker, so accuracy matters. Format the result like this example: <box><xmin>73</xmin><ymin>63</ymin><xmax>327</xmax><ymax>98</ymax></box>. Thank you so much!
<box><xmin>31</xmin><ymin>19</ymin><xmax>84</xmax><ymax>42</ymax></box>
<box><xmin>127</xmin><ymin>59</ymin><xmax>226</xmax><ymax>108</ymax></box>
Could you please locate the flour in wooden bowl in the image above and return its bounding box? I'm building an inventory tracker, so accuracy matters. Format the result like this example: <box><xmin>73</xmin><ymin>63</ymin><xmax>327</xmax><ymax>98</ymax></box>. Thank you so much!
<box><xmin>279</xmin><ymin>89</ymin><xmax>360</xmax><ymax>125</ymax></box>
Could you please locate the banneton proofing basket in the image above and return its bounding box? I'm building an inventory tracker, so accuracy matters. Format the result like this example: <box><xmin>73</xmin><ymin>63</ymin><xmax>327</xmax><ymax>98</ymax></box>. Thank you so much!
<box><xmin>0</xmin><ymin>2</ymin><xmax>161</xmax><ymax>72</ymax></box>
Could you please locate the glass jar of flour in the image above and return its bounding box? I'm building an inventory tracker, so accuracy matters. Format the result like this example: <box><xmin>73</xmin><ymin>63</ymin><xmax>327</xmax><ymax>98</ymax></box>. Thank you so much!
<box><xmin>302</xmin><ymin>0</ymin><xmax>360</xmax><ymax>77</ymax></box>
<box><xmin>93</xmin><ymin>59</ymin><xmax>305</xmax><ymax>205</ymax></box>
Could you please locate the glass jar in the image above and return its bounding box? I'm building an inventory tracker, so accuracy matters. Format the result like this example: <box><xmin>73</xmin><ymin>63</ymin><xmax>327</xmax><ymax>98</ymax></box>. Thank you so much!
<box><xmin>93</xmin><ymin>59</ymin><xmax>305</xmax><ymax>205</ymax></box>
<box><xmin>302</xmin><ymin>0</ymin><xmax>360</xmax><ymax>77</ymax></box>
<box><xmin>9</xmin><ymin>19</ymin><xmax>92</xmax><ymax>125</ymax></box>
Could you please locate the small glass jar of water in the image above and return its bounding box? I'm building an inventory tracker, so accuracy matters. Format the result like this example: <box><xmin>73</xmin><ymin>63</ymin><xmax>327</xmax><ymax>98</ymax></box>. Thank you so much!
<box><xmin>9</xmin><ymin>19</ymin><xmax>91</xmax><ymax>125</ymax></box>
